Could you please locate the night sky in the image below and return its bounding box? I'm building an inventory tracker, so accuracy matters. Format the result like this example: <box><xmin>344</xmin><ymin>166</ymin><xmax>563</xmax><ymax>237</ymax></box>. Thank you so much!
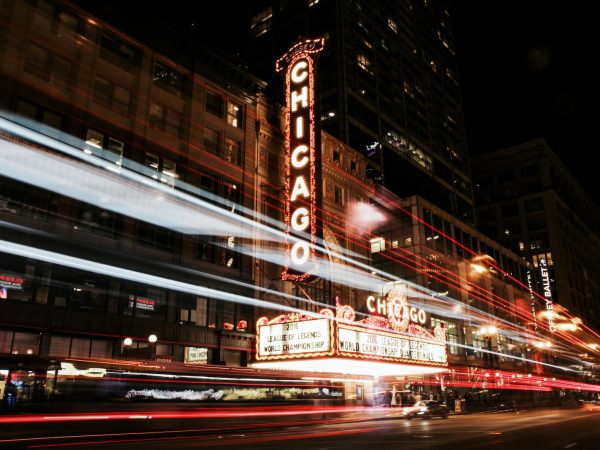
<box><xmin>449</xmin><ymin>1</ymin><xmax>598</xmax><ymax>203</ymax></box>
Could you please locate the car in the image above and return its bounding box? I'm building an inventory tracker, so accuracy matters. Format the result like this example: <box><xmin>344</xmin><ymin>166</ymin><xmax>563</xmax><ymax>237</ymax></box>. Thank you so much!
<box><xmin>403</xmin><ymin>400</ymin><xmax>450</xmax><ymax>420</ymax></box>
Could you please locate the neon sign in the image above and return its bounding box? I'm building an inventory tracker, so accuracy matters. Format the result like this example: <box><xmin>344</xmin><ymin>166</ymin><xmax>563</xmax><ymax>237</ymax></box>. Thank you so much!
<box><xmin>526</xmin><ymin>270</ymin><xmax>538</xmax><ymax>332</ymax></box>
<box><xmin>366</xmin><ymin>290</ymin><xmax>427</xmax><ymax>327</ymax></box>
<box><xmin>276</xmin><ymin>38</ymin><xmax>324</xmax><ymax>281</ymax></box>
<box><xmin>539</xmin><ymin>258</ymin><xmax>556</xmax><ymax>333</ymax></box>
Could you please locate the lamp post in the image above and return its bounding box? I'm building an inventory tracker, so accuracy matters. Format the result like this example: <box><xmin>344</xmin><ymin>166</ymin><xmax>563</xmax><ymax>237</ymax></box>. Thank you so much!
<box><xmin>148</xmin><ymin>334</ymin><xmax>158</xmax><ymax>359</ymax></box>
<box><xmin>480</xmin><ymin>326</ymin><xmax>498</xmax><ymax>369</ymax></box>
<box><xmin>122</xmin><ymin>336</ymin><xmax>157</xmax><ymax>359</ymax></box>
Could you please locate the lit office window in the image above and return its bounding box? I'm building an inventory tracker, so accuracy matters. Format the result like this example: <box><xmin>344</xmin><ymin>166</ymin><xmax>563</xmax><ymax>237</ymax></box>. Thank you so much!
<box><xmin>370</xmin><ymin>237</ymin><xmax>385</xmax><ymax>253</ymax></box>
<box><xmin>226</xmin><ymin>102</ymin><xmax>242</xmax><ymax>128</ymax></box>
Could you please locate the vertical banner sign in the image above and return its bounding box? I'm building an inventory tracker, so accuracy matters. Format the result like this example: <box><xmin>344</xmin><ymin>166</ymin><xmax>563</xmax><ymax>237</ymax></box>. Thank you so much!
<box><xmin>276</xmin><ymin>38</ymin><xmax>324</xmax><ymax>281</ymax></box>
<box><xmin>538</xmin><ymin>258</ymin><xmax>556</xmax><ymax>333</ymax></box>
<box><xmin>526</xmin><ymin>270</ymin><xmax>538</xmax><ymax>332</ymax></box>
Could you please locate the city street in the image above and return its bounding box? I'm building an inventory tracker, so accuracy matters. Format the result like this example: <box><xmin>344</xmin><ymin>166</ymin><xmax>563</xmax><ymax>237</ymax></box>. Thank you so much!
<box><xmin>1</xmin><ymin>406</ymin><xmax>598</xmax><ymax>449</ymax></box>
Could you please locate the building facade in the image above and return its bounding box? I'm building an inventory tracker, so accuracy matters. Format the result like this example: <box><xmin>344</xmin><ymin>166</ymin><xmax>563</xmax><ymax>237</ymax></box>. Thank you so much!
<box><xmin>473</xmin><ymin>139</ymin><xmax>600</xmax><ymax>333</ymax></box>
<box><xmin>368</xmin><ymin>193</ymin><xmax>556</xmax><ymax>373</ymax></box>
<box><xmin>0</xmin><ymin>0</ymin><xmax>266</xmax><ymax>400</ymax></box>
<box><xmin>0</xmin><ymin>0</ymin><xmax>376</xmax><ymax>405</ymax></box>
<box><xmin>248</xmin><ymin>0</ymin><xmax>474</xmax><ymax>222</ymax></box>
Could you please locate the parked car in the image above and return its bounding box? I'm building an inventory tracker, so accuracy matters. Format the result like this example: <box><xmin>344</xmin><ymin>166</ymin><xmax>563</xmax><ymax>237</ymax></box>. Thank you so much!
<box><xmin>403</xmin><ymin>400</ymin><xmax>450</xmax><ymax>419</ymax></box>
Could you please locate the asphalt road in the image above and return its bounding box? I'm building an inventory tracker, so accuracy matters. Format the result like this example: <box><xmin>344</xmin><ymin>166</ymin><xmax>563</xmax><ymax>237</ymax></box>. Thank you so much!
<box><xmin>1</xmin><ymin>407</ymin><xmax>598</xmax><ymax>450</ymax></box>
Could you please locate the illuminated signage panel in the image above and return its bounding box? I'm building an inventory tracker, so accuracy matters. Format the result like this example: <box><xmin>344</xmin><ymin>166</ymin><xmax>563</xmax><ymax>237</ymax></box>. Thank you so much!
<box><xmin>526</xmin><ymin>270</ymin><xmax>538</xmax><ymax>332</ymax></box>
<box><xmin>337</xmin><ymin>325</ymin><xmax>448</xmax><ymax>366</ymax></box>
<box><xmin>0</xmin><ymin>275</ymin><xmax>24</xmax><ymax>299</ymax></box>
<box><xmin>184</xmin><ymin>347</ymin><xmax>208</xmax><ymax>365</ymax></box>
<box><xmin>128</xmin><ymin>295</ymin><xmax>156</xmax><ymax>311</ymax></box>
<box><xmin>276</xmin><ymin>38</ymin><xmax>324</xmax><ymax>281</ymax></box>
<box><xmin>257</xmin><ymin>318</ymin><xmax>332</xmax><ymax>360</ymax></box>
<box><xmin>539</xmin><ymin>258</ymin><xmax>556</xmax><ymax>333</ymax></box>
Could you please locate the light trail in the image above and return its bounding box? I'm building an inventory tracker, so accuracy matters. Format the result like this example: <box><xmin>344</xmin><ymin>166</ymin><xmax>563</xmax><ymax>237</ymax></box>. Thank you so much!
<box><xmin>0</xmin><ymin>405</ymin><xmax>375</xmax><ymax>425</ymax></box>
<box><xmin>1</xmin><ymin>117</ymin><xmax>598</xmax><ymax>373</ymax></box>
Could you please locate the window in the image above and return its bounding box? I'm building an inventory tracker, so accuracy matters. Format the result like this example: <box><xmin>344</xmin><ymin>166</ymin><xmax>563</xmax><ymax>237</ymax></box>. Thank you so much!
<box><xmin>205</xmin><ymin>90</ymin><xmax>223</xmax><ymax>117</ymax></box>
<box><xmin>250</xmin><ymin>7</ymin><xmax>272</xmax><ymax>38</ymax></box>
<box><xmin>370</xmin><ymin>237</ymin><xmax>385</xmax><ymax>253</ymax></box>
<box><xmin>431</xmin><ymin>318</ymin><xmax>460</xmax><ymax>355</ymax></box>
<box><xmin>226</xmin><ymin>102</ymin><xmax>242</xmax><ymax>128</ymax></box>
<box><xmin>25</xmin><ymin>43</ymin><xmax>71</xmax><ymax>89</ymax></box>
<box><xmin>350</xmin><ymin>160</ymin><xmax>357</xmax><ymax>173</ymax></box>
<box><xmin>520</xmin><ymin>164</ymin><xmax>539</xmax><ymax>177</ymax></box>
<box><xmin>12</xmin><ymin>332</ymin><xmax>40</xmax><ymax>356</ymax></box>
<box><xmin>334</xmin><ymin>186</ymin><xmax>343</xmax><ymax>205</ymax></box>
<box><xmin>497</xmin><ymin>335</ymin><xmax>509</xmax><ymax>362</ymax></box>
<box><xmin>148</xmin><ymin>103</ymin><xmax>181</xmax><ymax>136</ymax></box>
<box><xmin>387</xmin><ymin>17</ymin><xmax>398</xmax><ymax>33</ymax></box>
<box><xmin>503</xmin><ymin>222</ymin><xmax>520</xmax><ymax>236</ymax></box>
<box><xmin>143</xmin><ymin>152</ymin><xmax>177</xmax><ymax>186</ymax></box>
<box><xmin>31</xmin><ymin>0</ymin><xmax>79</xmax><ymax>36</ymax></box>
<box><xmin>93</xmin><ymin>77</ymin><xmax>131</xmax><ymax>114</ymax></box>
<box><xmin>99</xmin><ymin>31</ymin><xmax>139</xmax><ymax>72</ymax></box>
<box><xmin>524</xmin><ymin>197</ymin><xmax>544</xmax><ymax>213</ymax></box>
<box><xmin>471</xmin><ymin>330</ymin><xmax>485</xmax><ymax>359</ymax></box>
<box><xmin>144</xmin><ymin>152</ymin><xmax>160</xmax><ymax>179</ymax></box>
<box><xmin>203</xmin><ymin>127</ymin><xmax>220</xmax><ymax>155</ymax></box>
<box><xmin>446</xmin><ymin>323</ymin><xmax>460</xmax><ymax>355</ymax></box>
<box><xmin>224</xmin><ymin>138</ymin><xmax>241</xmax><ymax>165</ymax></box>
<box><xmin>333</xmin><ymin>150</ymin><xmax>341</xmax><ymax>162</ymax></box>
<box><xmin>77</xmin><ymin>203</ymin><xmax>119</xmax><ymax>237</ymax></box>
<box><xmin>356</xmin><ymin>54</ymin><xmax>373</xmax><ymax>75</ymax></box>
<box><xmin>410</xmin><ymin>146</ymin><xmax>433</xmax><ymax>172</ymax></box>
<box><xmin>49</xmin><ymin>336</ymin><xmax>112</xmax><ymax>359</ymax></box>
<box><xmin>153</xmin><ymin>61</ymin><xmax>184</xmax><ymax>96</ymax></box>
<box><xmin>15</xmin><ymin>99</ymin><xmax>64</xmax><ymax>138</ymax></box>
<box><xmin>84</xmin><ymin>129</ymin><xmax>124</xmax><ymax>166</ymax></box>
<box><xmin>49</xmin><ymin>335</ymin><xmax>71</xmax><ymax>357</ymax></box>
<box><xmin>196</xmin><ymin>237</ymin><xmax>218</xmax><ymax>263</ymax></box>
<box><xmin>527</xmin><ymin>216</ymin><xmax>546</xmax><ymax>232</ymax></box>
<box><xmin>532</xmin><ymin>252</ymin><xmax>553</xmax><ymax>268</ymax></box>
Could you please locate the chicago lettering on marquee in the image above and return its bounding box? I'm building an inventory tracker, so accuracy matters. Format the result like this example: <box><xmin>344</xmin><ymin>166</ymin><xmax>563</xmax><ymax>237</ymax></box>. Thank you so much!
<box><xmin>276</xmin><ymin>38</ymin><xmax>324</xmax><ymax>281</ymax></box>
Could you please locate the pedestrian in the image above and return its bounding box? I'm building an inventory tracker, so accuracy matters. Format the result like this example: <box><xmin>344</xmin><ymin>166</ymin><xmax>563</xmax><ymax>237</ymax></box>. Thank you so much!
<box><xmin>4</xmin><ymin>381</ymin><xmax>17</xmax><ymax>408</ymax></box>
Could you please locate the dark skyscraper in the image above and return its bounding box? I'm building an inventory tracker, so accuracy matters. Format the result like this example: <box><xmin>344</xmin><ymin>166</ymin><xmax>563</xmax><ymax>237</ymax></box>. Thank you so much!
<box><xmin>248</xmin><ymin>0</ymin><xmax>473</xmax><ymax>222</ymax></box>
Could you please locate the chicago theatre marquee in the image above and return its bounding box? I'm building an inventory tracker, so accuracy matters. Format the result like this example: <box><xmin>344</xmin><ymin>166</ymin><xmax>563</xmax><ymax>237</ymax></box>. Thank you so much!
<box><xmin>257</xmin><ymin>39</ymin><xmax>448</xmax><ymax>401</ymax></box>
<box><xmin>252</xmin><ymin>290</ymin><xmax>448</xmax><ymax>402</ymax></box>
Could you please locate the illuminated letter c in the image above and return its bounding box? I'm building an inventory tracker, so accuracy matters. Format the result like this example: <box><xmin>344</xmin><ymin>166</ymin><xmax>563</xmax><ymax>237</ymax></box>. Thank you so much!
<box><xmin>291</xmin><ymin>145</ymin><xmax>309</xmax><ymax>168</ymax></box>
<box><xmin>291</xmin><ymin>60</ymin><xmax>308</xmax><ymax>84</ymax></box>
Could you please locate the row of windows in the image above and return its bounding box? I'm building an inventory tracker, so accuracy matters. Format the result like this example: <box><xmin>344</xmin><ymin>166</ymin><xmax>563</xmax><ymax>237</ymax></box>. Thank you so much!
<box><xmin>1</xmin><ymin>163</ymin><xmax>241</xmax><ymax>266</ymax></box>
<box><xmin>22</xmin><ymin>26</ymin><xmax>245</xmax><ymax>129</ymax></box>
<box><xmin>479</xmin><ymin>197</ymin><xmax>545</xmax><ymax>222</ymax></box>
<box><xmin>0</xmin><ymin>256</ymin><xmax>249</xmax><ymax>331</ymax></box>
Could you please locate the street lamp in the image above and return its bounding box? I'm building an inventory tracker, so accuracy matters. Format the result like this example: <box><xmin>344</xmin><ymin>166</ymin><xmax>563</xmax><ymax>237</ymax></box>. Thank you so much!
<box><xmin>123</xmin><ymin>337</ymin><xmax>133</xmax><ymax>346</ymax></box>
<box><xmin>148</xmin><ymin>334</ymin><xmax>158</xmax><ymax>359</ymax></box>
<box><xmin>480</xmin><ymin>326</ymin><xmax>498</xmax><ymax>369</ymax></box>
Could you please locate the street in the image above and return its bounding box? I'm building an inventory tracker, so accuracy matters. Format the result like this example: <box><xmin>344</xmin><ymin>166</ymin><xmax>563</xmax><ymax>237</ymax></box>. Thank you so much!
<box><xmin>1</xmin><ymin>406</ymin><xmax>598</xmax><ymax>449</ymax></box>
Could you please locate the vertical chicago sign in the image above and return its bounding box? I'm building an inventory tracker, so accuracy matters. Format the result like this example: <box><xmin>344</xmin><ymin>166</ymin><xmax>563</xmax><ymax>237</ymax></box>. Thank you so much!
<box><xmin>276</xmin><ymin>38</ymin><xmax>324</xmax><ymax>281</ymax></box>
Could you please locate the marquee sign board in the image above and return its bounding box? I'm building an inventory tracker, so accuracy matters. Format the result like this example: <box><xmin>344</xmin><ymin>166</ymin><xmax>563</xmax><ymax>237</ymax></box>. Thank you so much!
<box><xmin>255</xmin><ymin>303</ymin><xmax>448</xmax><ymax>368</ymax></box>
